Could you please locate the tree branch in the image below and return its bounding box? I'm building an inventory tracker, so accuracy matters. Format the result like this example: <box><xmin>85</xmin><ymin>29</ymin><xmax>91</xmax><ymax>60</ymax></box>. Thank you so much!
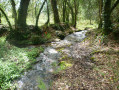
<box><xmin>0</xmin><ymin>7</ymin><xmax>12</xmax><ymax>30</ymax></box>
<box><xmin>111</xmin><ymin>0</ymin><xmax>119</xmax><ymax>13</ymax></box>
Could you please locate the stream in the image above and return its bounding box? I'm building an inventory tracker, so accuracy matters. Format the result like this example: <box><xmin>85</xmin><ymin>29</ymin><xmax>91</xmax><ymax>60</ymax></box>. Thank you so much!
<box><xmin>15</xmin><ymin>30</ymin><xmax>87</xmax><ymax>90</ymax></box>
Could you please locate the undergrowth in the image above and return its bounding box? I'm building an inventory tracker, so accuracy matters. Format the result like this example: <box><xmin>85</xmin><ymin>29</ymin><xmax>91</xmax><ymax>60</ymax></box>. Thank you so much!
<box><xmin>0</xmin><ymin>37</ymin><xmax>44</xmax><ymax>89</ymax></box>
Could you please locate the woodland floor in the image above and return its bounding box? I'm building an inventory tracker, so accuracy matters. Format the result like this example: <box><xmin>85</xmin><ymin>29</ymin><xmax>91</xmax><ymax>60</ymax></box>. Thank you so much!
<box><xmin>0</xmin><ymin>27</ymin><xmax>119</xmax><ymax>90</ymax></box>
<box><xmin>50</xmin><ymin>29</ymin><xmax>119</xmax><ymax>90</ymax></box>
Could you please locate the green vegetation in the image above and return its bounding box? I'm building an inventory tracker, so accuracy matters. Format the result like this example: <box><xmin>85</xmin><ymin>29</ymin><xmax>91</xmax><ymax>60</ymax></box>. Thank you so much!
<box><xmin>38</xmin><ymin>78</ymin><xmax>47</xmax><ymax>90</ymax></box>
<box><xmin>53</xmin><ymin>61</ymin><xmax>73</xmax><ymax>74</ymax></box>
<box><xmin>58</xmin><ymin>61</ymin><xmax>72</xmax><ymax>71</ymax></box>
<box><xmin>0</xmin><ymin>37</ymin><xmax>44</xmax><ymax>89</ymax></box>
<box><xmin>0</xmin><ymin>0</ymin><xmax>119</xmax><ymax>89</ymax></box>
<box><xmin>53</xmin><ymin>54</ymin><xmax>73</xmax><ymax>74</ymax></box>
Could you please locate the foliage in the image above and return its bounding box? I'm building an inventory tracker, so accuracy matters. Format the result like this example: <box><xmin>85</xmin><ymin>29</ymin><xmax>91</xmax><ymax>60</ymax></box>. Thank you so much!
<box><xmin>31</xmin><ymin>35</ymin><xmax>46</xmax><ymax>45</ymax></box>
<box><xmin>31</xmin><ymin>32</ymin><xmax>51</xmax><ymax>45</ymax></box>
<box><xmin>0</xmin><ymin>37</ymin><xmax>44</xmax><ymax>89</ymax></box>
<box><xmin>0</xmin><ymin>61</ymin><xmax>20</xmax><ymax>89</ymax></box>
<box><xmin>6</xmin><ymin>28</ymin><xmax>52</xmax><ymax>45</ymax></box>
<box><xmin>7</xmin><ymin>30</ymin><xmax>30</xmax><ymax>41</ymax></box>
<box><xmin>0</xmin><ymin>26</ymin><xmax>8</xmax><ymax>36</ymax></box>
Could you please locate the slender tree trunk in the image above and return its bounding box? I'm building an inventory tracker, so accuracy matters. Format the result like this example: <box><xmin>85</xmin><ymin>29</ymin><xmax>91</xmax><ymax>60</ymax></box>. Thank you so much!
<box><xmin>51</xmin><ymin>0</ymin><xmax>60</xmax><ymax>24</ymax></box>
<box><xmin>74</xmin><ymin>0</ymin><xmax>77</xmax><ymax>28</ymax></box>
<box><xmin>35</xmin><ymin>3</ymin><xmax>38</xmax><ymax>18</ymax></box>
<box><xmin>10</xmin><ymin>0</ymin><xmax>17</xmax><ymax>29</ymax></box>
<box><xmin>103</xmin><ymin>0</ymin><xmax>112</xmax><ymax>35</ymax></box>
<box><xmin>45</xmin><ymin>0</ymin><xmax>50</xmax><ymax>25</ymax></box>
<box><xmin>63</xmin><ymin>0</ymin><xmax>67</xmax><ymax>22</ymax></box>
<box><xmin>90</xmin><ymin>19</ymin><xmax>92</xmax><ymax>25</ymax></box>
<box><xmin>66</xmin><ymin>8</ymin><xmax>69</xmax><ymax>22</ymax></box>
<box><xmin>67</xmin><ymin>1</ymin><xmax>75</xmax><ymax>27</ymax></box>
<box><xmin>98</xmin><ymin>0</ymin><xmax>103</xmax><ymax>29</ymax></box>
<box><xmin>0</xmin><ymin>8</ymin><xmax>12</xmax><ymax>30</ymax></box>
<box><xmin>17</xmin><ymin>0</ymin><xmax>30</xmax><ymax>29</ymax></box>
<box><xmin>74</xmin><ymin>0</ymin><xmax>79</xmax><ymax>28</ymax></box>
<box><xmin>0</xmin><ymin>13</ymin><xmax>1</xmax><ymax>24</ymax></box>
<box><xmin>35</xmin><ymin>0</ymin><xmax>46</xmax><ymax>27</ymax></box>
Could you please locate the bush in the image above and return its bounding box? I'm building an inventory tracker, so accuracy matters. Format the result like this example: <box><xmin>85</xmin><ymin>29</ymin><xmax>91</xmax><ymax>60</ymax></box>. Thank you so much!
<box><xmin>7</xmin><ymin>30</ymin><xmax>30</xmax><ymax>41</ymax></box>
<box><xmin>31</xmin><ymin>35</ymin><xmax>46</xmax><ymax>45</ymax></box>
<box><xmin>31</xmin><ymin>32</ymin><xmax>51</xmax><ymax>45</ymax></box>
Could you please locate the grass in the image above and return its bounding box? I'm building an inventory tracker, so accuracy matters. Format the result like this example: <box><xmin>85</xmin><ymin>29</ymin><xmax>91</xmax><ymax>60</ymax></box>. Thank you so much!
<box><xmin>38</xmin><ymin>78</ymin><xmax>47</xmax><ymax>90</ymax></box>
<box><xmin>0</xmin><ymin>37</ymin><xmax>44</xmax><ymax>89</ymax></box>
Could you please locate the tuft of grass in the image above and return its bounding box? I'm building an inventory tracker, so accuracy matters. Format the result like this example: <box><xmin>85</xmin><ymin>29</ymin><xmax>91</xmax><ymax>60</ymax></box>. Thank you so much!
<box><xmin>54</xmin><ymin>61</ymin><xmax>73</xmax><ymax>74</ymax></box>
<box><xmin>38</xmin><ymin>78</ymin><xmax>47</xmax><ymax>90</ymax></box>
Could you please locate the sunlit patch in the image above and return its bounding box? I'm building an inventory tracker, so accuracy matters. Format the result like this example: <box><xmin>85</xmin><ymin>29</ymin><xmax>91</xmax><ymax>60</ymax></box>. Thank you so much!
<box><xmin>48</xmin><ymin>48</ymin><xmax>58</xmax><ymax>54</ymax></box>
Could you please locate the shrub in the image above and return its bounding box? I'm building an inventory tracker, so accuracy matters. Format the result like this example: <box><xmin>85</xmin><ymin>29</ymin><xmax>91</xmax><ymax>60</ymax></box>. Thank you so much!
<box><xmin>31</xmin><ymin>35</ymin><xmax>47</xmax><ymax>45</ymax></box>
<box><xmin>7</xmin><ymin>30</ymin><xmax>30</xmax><ymax>41</ymax></box>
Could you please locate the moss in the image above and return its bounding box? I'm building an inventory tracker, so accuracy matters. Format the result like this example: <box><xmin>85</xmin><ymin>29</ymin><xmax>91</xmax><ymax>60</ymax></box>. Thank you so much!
<box><xmin>90</xmin><ymin>57</ymin><xmax>95</xmax><ymax>61</ymax></box>
<box><xmin>38</xmin><ymin>78</ymin><xmax>47</xmax><ymax>90</ymax></box>
<box><xmin>56</xmin><ymin>61</ymin><xmax>73</xmax><ymax>73</ymax></box>
<box><xmin>56</xmin><ymin>48</ymin><xmax>65</xmax><ymax>53</ymax></box>
<box><xmin>91</xmin><ymin>50</ymin><xmax>101</xmax><ymax>55</ymax></box>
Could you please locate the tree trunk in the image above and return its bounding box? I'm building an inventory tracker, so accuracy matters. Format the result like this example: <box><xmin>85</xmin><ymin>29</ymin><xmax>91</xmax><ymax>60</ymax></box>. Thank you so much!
<box><xmin>45</xmin><ymin>0</ymin><xmax>50</xmax><ymax>25</ymax></box>
<box><xmin>10</xmin><ymin>0</ymin><xmax>17</xmax><ymax>29</ymax></box>
<box><xmin>0</xmin><ymin>13</ymin><xmax>1</xmax><ymax>24</ymax></box>
<box><xmin>98</xmin><ymin>0</ymin><xmax>103</xmax><ymax>29</ymax></box>
<box><xmin>63</xmin><ymin>0</ymin><xmax>67</xmax><ymax>22</ymax></box>
<box><xmin>66</xmin><ymin>8</ymin><xmax>69</xmax><ymax>22</ymax></box>
<box><xmin>103</xmin><ymin>0</ymin><xmax>112</xmax><ymax>35</ymax></box>
<box><xmin>0</xmin><ymin>8</ymin><xmax>12</xmax><ymax>30</ymax></box>
<box><xmin>35</xmin><ymin>0</ymin><xmax>46</xmax><ymax>27</ymax></box>
<box><xmin>51</xmin><ymin>0</ymin><xmax>60</xmax><ymax>24</ymax></box>
<box><xmin>67</xmin><ymin>1</ymin><xmax>75</xmax><ymax>27</ymax></box>
<box><xmin>74</xmin><ymin>0</ymin><xmax>79</xmax><ymax>28</ymax></box>
<box><xmin>17</xmin><ymin>0</ymin><xmax>30</xmax><ymax>29</ymax></box>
